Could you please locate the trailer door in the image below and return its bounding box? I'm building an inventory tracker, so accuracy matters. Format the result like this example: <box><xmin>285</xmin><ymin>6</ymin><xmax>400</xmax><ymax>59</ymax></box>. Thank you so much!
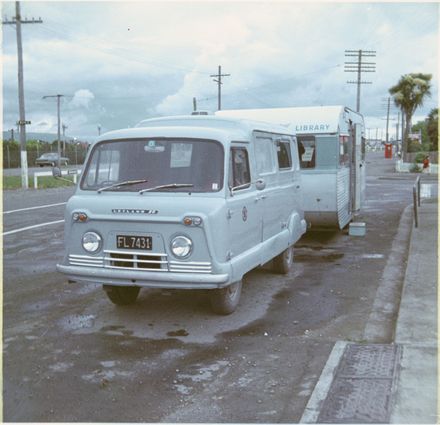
<box><xmin>349</xmin><ymin>124</ymin><xmax>357</xmax><ymax>213</ymax></box>
<box><xmin>354</xmin><ymin>123</ymin><xmax>363</xmax><ymax>210</ymax></box>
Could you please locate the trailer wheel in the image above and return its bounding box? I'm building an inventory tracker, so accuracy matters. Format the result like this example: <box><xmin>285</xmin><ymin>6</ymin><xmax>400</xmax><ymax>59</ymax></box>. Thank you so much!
<box><xmin>209</xmin><ymin>280</ymin><xmax>242</xmax><ymax>315</ymax></box>
<box><xmin>103</xmin><ymin>285</ymin><xmax>140</xmax><ymax>305</ymax></box>
<box><xmin>273</xmin><ymin>246</ymin><xmax>293</xmax><ymax>274</ymax></box>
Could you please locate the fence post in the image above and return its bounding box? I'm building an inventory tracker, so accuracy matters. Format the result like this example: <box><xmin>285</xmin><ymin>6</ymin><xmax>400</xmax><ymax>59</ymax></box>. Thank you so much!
<box><xmin>413</xmin><ymin>186</ymin><xmax>418</xmax><ymax>228</ymax></box>
<box><xmin>417</xmin><ymin>176</ymin><xmax>421</xmax><ymax>207</ymax></box>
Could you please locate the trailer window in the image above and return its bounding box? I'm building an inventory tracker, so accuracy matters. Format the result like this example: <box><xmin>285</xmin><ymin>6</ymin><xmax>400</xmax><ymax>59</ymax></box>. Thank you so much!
<box><xmin>297</xmin><ymin>136</ymin><xmax>315</xmax><ymax>168</ymax></box>
<box><xmin>276</xmin><ymin>139</ymin><xmax>292</xmax><ymax>169</ymax></box>
<box><xmin>339</xmin><ymin>135</ymin><xmax>350</xmax><ymax>166</ymax></box>
<box><xmin>229</xmin><ymin>147</ymin><xmax>251</xmax><ymax>190</ymax></box>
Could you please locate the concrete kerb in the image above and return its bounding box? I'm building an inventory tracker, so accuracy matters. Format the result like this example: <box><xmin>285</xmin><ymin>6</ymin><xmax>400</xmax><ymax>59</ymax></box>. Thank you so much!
<box><xmin>299</xmin><ymin>341</ymin><xmax>348</xmax><ymax>423</ymax></box>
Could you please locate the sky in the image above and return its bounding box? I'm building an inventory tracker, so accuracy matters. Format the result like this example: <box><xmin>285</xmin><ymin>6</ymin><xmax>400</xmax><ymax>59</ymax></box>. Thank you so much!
<box><xmin>2</xmin><ymin>1</ymin><xmax>439</xmax><ymax>141</ymax></box>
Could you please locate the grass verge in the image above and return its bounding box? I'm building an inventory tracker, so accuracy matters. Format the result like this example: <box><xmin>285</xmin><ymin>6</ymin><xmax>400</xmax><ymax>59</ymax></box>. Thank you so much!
<box><xmin>3</xmin><ymin>175</ymin><xmax>76</xmax><ymax>190</ymax></box>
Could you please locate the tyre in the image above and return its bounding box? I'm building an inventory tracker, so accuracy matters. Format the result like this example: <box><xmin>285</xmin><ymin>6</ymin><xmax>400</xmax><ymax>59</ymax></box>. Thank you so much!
<box><xmin>209</xmin><ymin>280</ymin><xmax>242</xmax><ymax>315</ymax></box>
<box><xmin>103</xmin><ymin>285</ymin><xmax>140</xmax><ymax>305</ymax></box>
<box><xmin>273</xmin><ymin>246</ymin><xmax>293</xmax><ymax>274</ymax></box>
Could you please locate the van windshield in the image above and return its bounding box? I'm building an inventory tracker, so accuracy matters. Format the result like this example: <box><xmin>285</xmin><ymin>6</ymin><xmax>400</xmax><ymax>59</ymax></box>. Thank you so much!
<box><xmin>81</xmin><ymin>138</ymin><xmax>224</xmax><ymax>193</ymax></box>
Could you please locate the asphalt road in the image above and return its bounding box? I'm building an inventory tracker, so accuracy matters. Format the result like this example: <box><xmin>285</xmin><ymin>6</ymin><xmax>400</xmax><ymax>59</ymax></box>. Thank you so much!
<box><xmin>3</xmin><ymin>153</ymin><xmax>433</xmax><ymax>422</ymax></box>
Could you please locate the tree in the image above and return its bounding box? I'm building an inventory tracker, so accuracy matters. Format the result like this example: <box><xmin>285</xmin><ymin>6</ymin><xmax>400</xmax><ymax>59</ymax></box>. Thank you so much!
<box><xmin>389</xmin><ymin>73</ymin><xmax>432</xmax><ymax>160</ymax></box>
<box><xmin>426</xmin><ymin>108</ymin><xmax>438</xmax><ymax>151</ymax></box>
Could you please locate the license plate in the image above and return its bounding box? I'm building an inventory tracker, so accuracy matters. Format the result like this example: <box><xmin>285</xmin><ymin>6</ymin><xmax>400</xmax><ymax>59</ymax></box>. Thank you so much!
<box><xmin>116</xmin><ymin>235</ymin><xmax>152</xmax><ymax>250</ymax></box>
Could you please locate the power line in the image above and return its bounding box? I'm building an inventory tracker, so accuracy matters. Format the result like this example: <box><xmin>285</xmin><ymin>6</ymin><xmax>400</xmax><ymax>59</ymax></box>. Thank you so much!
<box><xmin>344</xmin><ymin>49</ymin><xmax>376</xmax><ymax>113</ymax></box>
<box><xmin>34</xmin><ymin>19</ymin><xmax>212</xmax><ymax>77</ymax></box>
<box><xmin>2</xmin><ymin>1</ymin><xmax>43</xmax><ymax>189</ymax></box>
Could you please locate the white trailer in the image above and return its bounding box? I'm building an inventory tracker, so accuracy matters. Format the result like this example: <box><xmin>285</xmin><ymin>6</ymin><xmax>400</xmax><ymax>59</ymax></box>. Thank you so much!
<box><xmin>216</xmin><ymin>106</ymin><xmax>366</xmax><ymax>229</ymax></box>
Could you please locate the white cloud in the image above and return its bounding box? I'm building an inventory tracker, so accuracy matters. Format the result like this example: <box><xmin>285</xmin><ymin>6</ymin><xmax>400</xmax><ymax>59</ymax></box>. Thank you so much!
<box><xmin>1</xmin><ymin>1</ymin><xmax>438</xmax><ymax>138</ymax></box>
<box><xmin>70</xmin><ymin>89</ymin><xmax>95</xmax><ymax>109</ymax></box>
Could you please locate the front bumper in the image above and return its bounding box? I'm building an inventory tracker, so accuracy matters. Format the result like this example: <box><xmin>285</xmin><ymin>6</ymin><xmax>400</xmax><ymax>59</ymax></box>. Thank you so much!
<box><xmin>57</xmin><ymin>264</ymin><xmax>230</xmax><ymax>290</ymax></box>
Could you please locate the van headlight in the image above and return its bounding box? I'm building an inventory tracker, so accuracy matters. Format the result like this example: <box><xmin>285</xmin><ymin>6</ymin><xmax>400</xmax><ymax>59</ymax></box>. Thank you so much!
<box><xmin>170</xmin><ymin>236</ymin><xmax>192</xmax><ymax>258</ymax></box>
<box><xmin>82</xmin><ymin>231</ymin><xmax>102</xmax><ymax>253</ymax></box>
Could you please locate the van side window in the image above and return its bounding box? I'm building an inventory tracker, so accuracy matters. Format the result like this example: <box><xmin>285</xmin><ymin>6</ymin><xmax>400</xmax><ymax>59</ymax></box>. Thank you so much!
<box><xmin>229</xmin><ymin>148</ymin><xmax>251</xmax><ymax>190</ymax></box>
<box><xmin>297</xmin><ymin>136</ymin><xmax>316</xmax><ymax>168</ymax></box>
<box><xmin>276</xmin><ymin>139</ymin><xmax>292</xmax><ymax>169</ymax></box>
<box><xmin>255</xmin><ymin>137</ymin><xmax>275</xmax><ymax>174</ymax></box>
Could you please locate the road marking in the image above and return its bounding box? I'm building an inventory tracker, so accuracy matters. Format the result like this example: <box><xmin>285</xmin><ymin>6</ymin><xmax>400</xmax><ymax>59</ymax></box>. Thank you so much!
<box><xmin>3</xmin><ymin>202</ymin><xmax>67</xmax><ymax>214</ymax></box>
<box><xmin>3</xmin><ymin>219</ymin><xmax>65</xmax><ymax>236</ymax></box>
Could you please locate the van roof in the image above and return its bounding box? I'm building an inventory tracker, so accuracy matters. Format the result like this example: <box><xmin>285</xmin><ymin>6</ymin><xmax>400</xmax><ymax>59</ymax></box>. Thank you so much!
<box><xmin>93</xmin><ymin>115</ymin><xmax>294</xmax><ymax>146</ymax></box>
<box><xmin>135</xmin><ymin>115</ymin><xmax>293</xmax><ymax>136</ymax></box>
<box><xmin>216</xmin><ymin>106</ymin><xmax>364</xmax><ymax>134</ymax></box>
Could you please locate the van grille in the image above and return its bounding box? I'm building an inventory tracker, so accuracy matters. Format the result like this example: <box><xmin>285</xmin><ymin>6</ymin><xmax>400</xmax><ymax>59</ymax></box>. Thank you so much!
<box><xmin>68</xmin><ymin>250</ymin><xmax>212</xmax><ymax>274</ymax></box>
<box><xmin>104</xmin><ymin>250</ymin><xmax>167</xmax><ymax>271</ymax></box>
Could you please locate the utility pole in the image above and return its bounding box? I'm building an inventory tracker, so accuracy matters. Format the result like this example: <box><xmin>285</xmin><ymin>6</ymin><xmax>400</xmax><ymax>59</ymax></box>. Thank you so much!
<box><xmin>344</xmin><ymin>49</ymin><xmax>376</xmax><ymax>112</ymax></box>
<box><xmin>62</xmin><ymin>123</ymin><xmax>68</xmax><ymax>155</ymax></box>
<box><xmin>10</xmin><ymin>128</ymin><xmax>15</xmax><ymax>141</ymax></box>
<box><xmin>42</xmin><ymin>94</ymin><xmax>65</xmax><ymax>167</ymax></box>
<box><xmin>97</xmin><ymin>124</ymin><xmax>101</xmax><ymax>136</ymax></box>
<box><xmin>210</xmin><ymin>65</ymin><xmax>230</xmax><ymax>111</ymax></box>
<box><xmin>3</xmin><ymin>2</ymin><xmax>43</xmax><ymax>188</ymax></box>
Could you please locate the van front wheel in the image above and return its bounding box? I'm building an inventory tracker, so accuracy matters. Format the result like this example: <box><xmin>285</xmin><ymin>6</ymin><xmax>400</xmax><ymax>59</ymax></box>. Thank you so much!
<box><xmin>273</xmin><ymin>246</ymin><xmax>293</xmax><ymax>274</ymax></box>
<box><xmin>210</xmin><ymin>280</ymin><xmax>242</xmax><ymax>315</ymax></box>
<box><xmin>103</xmin><ymin>285</ymin><xmax>140</xmax><ymax>305</ymax></box>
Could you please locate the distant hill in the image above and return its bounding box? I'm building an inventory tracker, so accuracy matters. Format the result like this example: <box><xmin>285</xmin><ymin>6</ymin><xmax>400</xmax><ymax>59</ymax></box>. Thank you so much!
<box><xmin>2</xmin><ymin>131</ymin><xmax>95</xmax><ymax>143</ymax></box>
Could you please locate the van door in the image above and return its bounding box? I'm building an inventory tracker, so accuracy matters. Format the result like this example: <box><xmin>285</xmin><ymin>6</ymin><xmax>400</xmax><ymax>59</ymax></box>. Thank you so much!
<box><xmin>253</xmin><ymin>133</ymin><xmax>280</xmax><ymax>243</ymax></box>
<box><xmin>227</xmin><ymin>145</ymin><xmax>263</xmax><ymax>269</ymax></box>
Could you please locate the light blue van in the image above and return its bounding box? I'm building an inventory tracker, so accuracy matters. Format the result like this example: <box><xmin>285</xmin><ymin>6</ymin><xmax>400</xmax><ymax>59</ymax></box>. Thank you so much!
<box><xmin>56</xmin><ymin>116</ymin><xmax>307</xmax><ymax>314</ymax></box>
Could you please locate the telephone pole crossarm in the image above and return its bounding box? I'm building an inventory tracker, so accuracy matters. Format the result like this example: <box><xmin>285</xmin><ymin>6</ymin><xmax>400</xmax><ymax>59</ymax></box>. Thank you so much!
<box><xmin>344</xmin><ymin>49</ymin><xmax>377</xmax><ymax>112</ymax></box>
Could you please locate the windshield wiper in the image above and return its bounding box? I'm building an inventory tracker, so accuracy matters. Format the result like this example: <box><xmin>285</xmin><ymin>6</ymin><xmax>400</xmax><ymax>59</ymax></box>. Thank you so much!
<box><xmin>97</xmin><ymin>179</ymin><xmax>149</xmax><ymax>193</ymax></box>
<box><xmin>139</xmin><ymin>183</ymin><xmax>193</xmax><ymax>194</ymax></box>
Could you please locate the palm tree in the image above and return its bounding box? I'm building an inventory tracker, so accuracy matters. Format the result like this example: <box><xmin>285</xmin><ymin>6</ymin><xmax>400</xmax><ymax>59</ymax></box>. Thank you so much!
<box><xmin>389</xmin><ymin>73</ymin><xmax>432</xmax><ymax>160</ymax></box>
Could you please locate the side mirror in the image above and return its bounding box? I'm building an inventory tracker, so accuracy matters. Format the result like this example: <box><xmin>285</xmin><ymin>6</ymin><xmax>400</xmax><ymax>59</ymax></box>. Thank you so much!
<box><xmin>255</xmin><ymin>179</ymin><xmax>266</xmax><ymax>191</ymax></box>
<box><xmin>52</xmin><ymin>166</ymin><xmax>62</xmax><ymax>178</ymax></box>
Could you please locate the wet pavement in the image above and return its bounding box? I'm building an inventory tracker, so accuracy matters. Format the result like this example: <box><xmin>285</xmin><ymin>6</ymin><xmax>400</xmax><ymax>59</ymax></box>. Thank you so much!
<box><xmin>3</xmin><ymin>152</ymin><xmax>436</xmax><ymax>422</ymax></box>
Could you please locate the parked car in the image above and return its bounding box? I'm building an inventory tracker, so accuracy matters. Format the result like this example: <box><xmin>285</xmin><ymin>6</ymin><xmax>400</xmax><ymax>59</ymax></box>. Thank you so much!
<box><xmin>35</xmin><ymin>152</ymin><xmax>69</xmax><ymax>167</ymax></box>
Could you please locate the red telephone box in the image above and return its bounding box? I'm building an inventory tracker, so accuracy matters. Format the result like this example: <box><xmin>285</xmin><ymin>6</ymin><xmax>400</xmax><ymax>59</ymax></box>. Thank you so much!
<box><xmin>384</xmin><ymin>143</ymin><xmax>393</xmax><ymax>159</ymax></box>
